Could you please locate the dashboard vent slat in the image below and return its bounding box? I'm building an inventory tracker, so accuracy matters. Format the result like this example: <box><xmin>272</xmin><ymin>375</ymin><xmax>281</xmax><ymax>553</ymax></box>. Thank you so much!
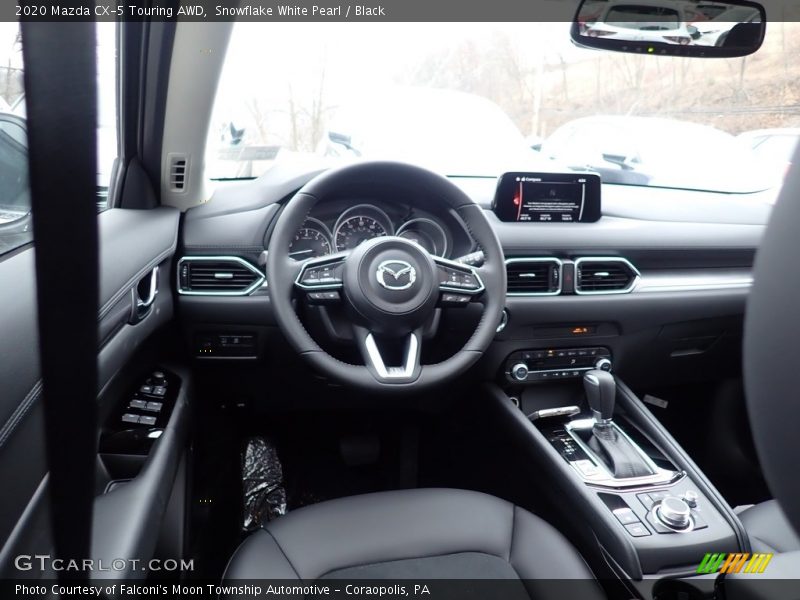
<box><xmin>576</xmin><ymin>258</ymin><xmax>638</xmax><ymax>294</ymax></box>
<box><xmin>506</xmin><ymin>259</ymin><xmax>562</xmax><ymax>295</ymax></box>
<box><xmin>178</xmin><ymin>257</ymin><xmax>265</xmax><ymax>296</ymax></box>
<box><xmin>168</xmin><ymin>154</ymin><xmax>188</xmax><ymax>192</ymax></box>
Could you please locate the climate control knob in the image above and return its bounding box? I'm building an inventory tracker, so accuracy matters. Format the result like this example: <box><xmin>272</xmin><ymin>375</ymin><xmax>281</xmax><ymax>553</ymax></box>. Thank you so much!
<box><xmin>511</xmin><ymin>363</ymin><xmax>529</xmax><ymax>382</ymax></box>
<box><xmin>656</xmin><ymin>496</ymin><xmax>691</xmax><ymax>529</ymax></box>
<box><xmin>595</xmin><ymin>357</ymin><xmax>612</xmax><ymax>372</ymax></box>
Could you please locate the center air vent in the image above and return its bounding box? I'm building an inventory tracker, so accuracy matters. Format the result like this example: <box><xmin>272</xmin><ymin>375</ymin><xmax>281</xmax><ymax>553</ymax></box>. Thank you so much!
<box><xmin>575</xmin><ymin>258</ymin><xmax>639</xmax><ymax>295</ymax></box>
<box><xmin>178</xmin><ymin>257</ymin><xmax>265</xmax><ymax>296</ymax></box>
<box><xmin>506</xmin><ymin>258</ymin><xmax>562</xmax><ymax>296</ymax></box>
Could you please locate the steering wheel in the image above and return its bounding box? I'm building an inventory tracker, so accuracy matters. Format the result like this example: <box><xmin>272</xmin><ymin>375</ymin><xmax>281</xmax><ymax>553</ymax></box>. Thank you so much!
<box><xmin>267</xmin><ymin>161</ymin><xmax>506</xmax><ymax>393</ymax></box>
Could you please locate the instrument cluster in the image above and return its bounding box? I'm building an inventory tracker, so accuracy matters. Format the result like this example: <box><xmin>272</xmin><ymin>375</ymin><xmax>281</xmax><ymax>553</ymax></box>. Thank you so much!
<box><xmin>289</xmin><ymin>203</ymin><xmax>453</xmax><ymax>260</ymax></box>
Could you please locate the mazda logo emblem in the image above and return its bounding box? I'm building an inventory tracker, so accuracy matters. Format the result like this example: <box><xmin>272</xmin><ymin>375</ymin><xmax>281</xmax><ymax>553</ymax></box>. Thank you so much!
<box><xmin>376</xmin><ymin>260</ymin><xmax>416</xmax><ymax>291</ymax></box>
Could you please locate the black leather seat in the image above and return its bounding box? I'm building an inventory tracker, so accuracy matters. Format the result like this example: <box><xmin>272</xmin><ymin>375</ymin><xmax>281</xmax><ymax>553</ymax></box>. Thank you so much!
<box><xmin>223</xmin><ymin>488</ymin><xmax>604</xmax><ymax>598</ymax></box>
<box><xmin>739</xmin><ymin>500</ymin><xmax>800</xmax><ymax>554</ymax></box>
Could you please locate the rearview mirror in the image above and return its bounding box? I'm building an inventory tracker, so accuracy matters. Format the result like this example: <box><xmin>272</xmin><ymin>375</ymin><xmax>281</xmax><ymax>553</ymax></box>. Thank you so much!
<box><xmin>571</xmin><ymin>0</ymin><xmax>766</xmax><ymax>58</ymax></box>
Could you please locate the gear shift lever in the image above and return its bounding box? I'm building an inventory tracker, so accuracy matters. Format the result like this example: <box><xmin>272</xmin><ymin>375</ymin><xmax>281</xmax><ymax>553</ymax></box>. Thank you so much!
<box><xmin>583</xmin><ymin>369</ymin><xmax>615</xmax><ymax>423</ymax></box>
<box><xmin>581</xmin><ymin>369</ymin><xmax>655</xmax><ymax>478</ymax></box>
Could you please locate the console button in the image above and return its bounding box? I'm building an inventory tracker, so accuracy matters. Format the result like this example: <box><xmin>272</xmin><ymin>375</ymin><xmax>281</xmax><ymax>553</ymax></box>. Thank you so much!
<box><xmin>637</xmin><ymin>493</ymin><xmax>654</xmax><ymax>510</ymax></box>
<box><xmin>139</xmin><ymin>385</ymin><xmax>153</xmax><ymax>395</ymax></box>
<box><xmin>613</xmin><ymin>507</ymin><xmax>640</xmax><ymax>525</ymax></box>
<box><xmin>574</xmin><ymin>459</ymin><xmax>601</xmax><ymax>478</ymax></box>
<box><xmin>625</xmin><ymin>522</ymin><xmax>651</xmax><ymax>537</ymax></box>
<box><xmin>655</xmin><ymin>496</ymin><xmax>692</xmax><ymax>530</ymax></box>
<box><xmin>683</xmin><ymin>490</ymin><xmax>699</xmax><ymax>508</ymax></box>
<box><xmin>649</xmin><ymin>491</ymin><xmax>669</xmax><ymax>503</ymax></box>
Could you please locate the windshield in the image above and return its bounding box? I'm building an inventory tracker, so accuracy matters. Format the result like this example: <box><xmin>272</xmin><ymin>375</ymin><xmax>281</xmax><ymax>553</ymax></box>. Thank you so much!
<box><xmin>207</xmin><ymin>22</ymin><xmax>797</xmax><ymax>193</ymax></box>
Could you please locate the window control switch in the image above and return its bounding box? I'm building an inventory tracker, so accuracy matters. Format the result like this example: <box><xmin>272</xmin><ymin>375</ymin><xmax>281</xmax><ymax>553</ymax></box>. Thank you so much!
<box><xmin>129</xmin><ymin>399</ymin><xmax>147</xmax><ymax>410</ymax></box>
<box><xmin>139</xmin><ymin>415</ymin><xmax>157</xmax><ymax>426</ymax></box>
<box><xmin>144</xmin><ymin>401</ymin><xmax>163</xmax><ymax>412</ymax></box>
<box><xmin>121</xmin><ymin>413</ymin><xmax>140</xmax><ymax>424</ymax></box>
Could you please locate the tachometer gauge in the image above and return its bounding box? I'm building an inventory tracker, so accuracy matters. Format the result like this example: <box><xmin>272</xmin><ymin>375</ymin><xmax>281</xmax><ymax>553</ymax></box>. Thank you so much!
<box><xmin>289</xmin><ymin>218</ymin><xmax>332</xmax><ymax>259</ymax></box>
<box><xmin>333</xmin><ymin>205</ymin><xmax>394</xmax><ymax>252</ymax></box>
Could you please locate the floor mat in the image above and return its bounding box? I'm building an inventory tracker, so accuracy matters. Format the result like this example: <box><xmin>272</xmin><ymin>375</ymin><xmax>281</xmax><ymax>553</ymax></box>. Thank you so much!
<box><xmin>241</xmin><ymin>436</ymin><xmax>287</xmax><ymax>531</ymax></box>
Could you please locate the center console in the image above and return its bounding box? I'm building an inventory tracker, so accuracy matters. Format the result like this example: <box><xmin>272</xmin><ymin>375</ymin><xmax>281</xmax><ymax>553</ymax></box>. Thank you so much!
<box><xmin>489</xmin><ymin>347</ymin><xmax>747</xmax><ymax>596</ymax></box>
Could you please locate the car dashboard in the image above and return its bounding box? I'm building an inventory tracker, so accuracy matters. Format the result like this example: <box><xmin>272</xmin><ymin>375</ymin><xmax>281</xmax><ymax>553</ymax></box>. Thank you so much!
<box><xmin>176</xmin><ymin>161</ymin><xmax>770</xmax><ymax>396</ymax></box>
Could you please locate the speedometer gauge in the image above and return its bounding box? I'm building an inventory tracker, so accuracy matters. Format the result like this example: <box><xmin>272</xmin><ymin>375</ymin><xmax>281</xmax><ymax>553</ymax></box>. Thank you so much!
<box><xmin>289</xmin><ymin>218</ymin><xmax>332</xmax><ymax>259</ymax></box>
<box><xmin>333</xmin><ymin>205</ymin><xmax>394</xmax><ymax>252</ymax></box>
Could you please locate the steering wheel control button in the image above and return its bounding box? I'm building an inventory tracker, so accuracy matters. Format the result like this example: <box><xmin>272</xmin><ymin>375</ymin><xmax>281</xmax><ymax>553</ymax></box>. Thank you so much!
<box><xmin>655</xmin><ymin>496</ymin><xmax>692</xmax><ymax>530</ymax></box>
<box><xmin>440</xmin><ymin>293</ymin><xmax>471</xmax><ymax>306</ymax></box>
<box><xmin>297</xmin><ymin>259</ymin><xmax>346</xmax><ymax>290</ymax></box>
<box><xmin>625</xmin><ymin>522</ymin><xmax>651</xmax><ymax>538</ymax></box>
<box><xmin>437</xmin><ymin>263</ymin><xmax>483</xmax><ymax>293</ymax></box>
<box><xmin>307</xmin><ymin>291</ymin><xmax>341</xmax><ymax>304</ymax></box>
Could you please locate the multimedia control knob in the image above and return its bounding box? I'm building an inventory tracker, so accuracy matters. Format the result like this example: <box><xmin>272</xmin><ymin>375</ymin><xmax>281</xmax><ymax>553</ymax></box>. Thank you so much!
<box><xmin>595</xmin><ymin>357</ymin><xmax>612</xmax><ymax>372</ymax></box>
<box><xmin>511</xmin><ymin>363</ymin><xmax>529</xmax><ymax>381</ymax></box>
<box><xmin>656</xmin><ymin>496</ymin><xmax>691</xmax><ymax>529</ymax></box>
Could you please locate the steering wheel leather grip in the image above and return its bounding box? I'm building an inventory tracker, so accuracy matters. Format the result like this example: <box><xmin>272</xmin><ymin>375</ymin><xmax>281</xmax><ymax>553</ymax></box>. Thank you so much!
<box><xmin>266</xmin><ymin>161</ymin><xmax>506</xmax><ymax>394</ymax></box>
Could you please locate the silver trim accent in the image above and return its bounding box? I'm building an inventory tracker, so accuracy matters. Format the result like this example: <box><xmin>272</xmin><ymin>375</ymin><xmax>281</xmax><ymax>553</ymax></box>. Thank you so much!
<box><xmin>649</xmin><ymin>505</ymin><xmax>696</xmax><ymax>533</ymax></box>
<box><xmin>364</xmin><ymin>332</ymin><xmax>419</xmax><ymax>379</ymax></box>
<box><xmin>376</xmin><ymin>259</ymin><xmax>417</xmax><ymax>291</ymax></box>
<box><xmin>634</xmin><ymin>270</ymin><xmax>753</xmax><ymax>293</ymax></box>
<box><xmin>177</xmin><ymin>256</ymin><xmax>265</xmax><ymax>296</ymax></box>
<box><xmin>529</xmin><ymin>405</ymin><xmax>581</xmax><ymax>421</ymax></box>
<box><xmin>396</xmin><ymin>217</ymin><xmax>449</xmax><ymax>257</ymax></box>
<box><xmin>136</xmin><ymin>266</ymin><xmax>159</xmax><ymax>309</ymax></box>
<box><xmin>435</xmin><ymin>256</ymin><xmax>486</xmax><ymax>295</ymax></box>
<box><xmin>564</xmin><ymin>418</ymin><xmax>683</xmax><ymax>489</ymax></box>
<box><xmin>496</xmin><ymin>309</ymin><xmax>509</xmax><ymax>333</ymax></box>
<box><xmin>505</xmin><ymin>257</ymin><xmax>563</xmax><ymax>296</ymax></box>
<box><xmin>574</xmin><ymin>257</ymin><xmax>640</xmax><ymax>295</ymax></box>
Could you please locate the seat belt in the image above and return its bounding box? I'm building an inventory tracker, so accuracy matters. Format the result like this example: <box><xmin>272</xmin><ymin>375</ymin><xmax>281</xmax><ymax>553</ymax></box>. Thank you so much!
<box><xmin>19</xmin><ymin>22</ymin><xmax>99</xmax><ymax>580</ymax></box>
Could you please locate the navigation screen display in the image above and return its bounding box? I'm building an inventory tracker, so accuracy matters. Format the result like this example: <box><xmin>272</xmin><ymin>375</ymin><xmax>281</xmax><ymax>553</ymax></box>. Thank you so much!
<box><xmin>493</xmin><ymin>172</ymin><xmax>601</xmax><ymax>223</ymax></box>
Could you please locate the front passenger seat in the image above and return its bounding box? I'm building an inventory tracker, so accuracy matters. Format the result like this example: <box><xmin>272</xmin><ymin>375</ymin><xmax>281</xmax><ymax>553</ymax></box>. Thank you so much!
<box><xmin>739</xmin><ymin>500</ymin><xmax>800</xmax><ymax>554</ymax></box>
<box><xmin>223</xmin><ymin>488</ymin><xmax>604</xmax><ymax>599</ymax></box>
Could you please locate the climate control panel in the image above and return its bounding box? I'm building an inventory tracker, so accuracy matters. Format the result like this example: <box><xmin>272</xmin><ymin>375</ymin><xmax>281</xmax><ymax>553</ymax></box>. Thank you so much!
<box><xmin>504</xmin><ymin>347</ymin><xmax>612</xmax><ymax>383</ymax></box>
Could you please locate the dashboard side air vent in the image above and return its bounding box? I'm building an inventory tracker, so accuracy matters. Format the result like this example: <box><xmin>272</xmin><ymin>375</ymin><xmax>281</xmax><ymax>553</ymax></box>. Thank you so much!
<box><xmin>575</xmin><ymin>258</ymin><xmax>640</xmax><ymax>294</ymax></box>
<box><xmin>506</xmin><ymin>258</ymin><xmax>562</xmax><ymax>296</ymax></box>
<box><xmin>178</xmin><ymin>257</ymin><xmax>265</xmax><ymax>296</ymax></box>
<box><xmin>168</xmin><ymin>154</ymin><xmax>188</xmax><ymax>192</ymax></box>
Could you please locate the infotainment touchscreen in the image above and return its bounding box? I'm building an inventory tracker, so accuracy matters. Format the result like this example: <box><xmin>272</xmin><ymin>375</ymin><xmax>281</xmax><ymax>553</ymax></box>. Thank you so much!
<box><xmin>492</xmin><ymin>172</ymin><xmax>601</xmax><ymax>223</ymax></box>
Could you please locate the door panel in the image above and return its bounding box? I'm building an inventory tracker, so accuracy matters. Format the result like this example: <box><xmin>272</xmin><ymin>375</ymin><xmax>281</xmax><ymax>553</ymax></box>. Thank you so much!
<box><xmin>0</xmin><ymin>206</ymin><xmax>181</xmax><ymax>574</ymax></box>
